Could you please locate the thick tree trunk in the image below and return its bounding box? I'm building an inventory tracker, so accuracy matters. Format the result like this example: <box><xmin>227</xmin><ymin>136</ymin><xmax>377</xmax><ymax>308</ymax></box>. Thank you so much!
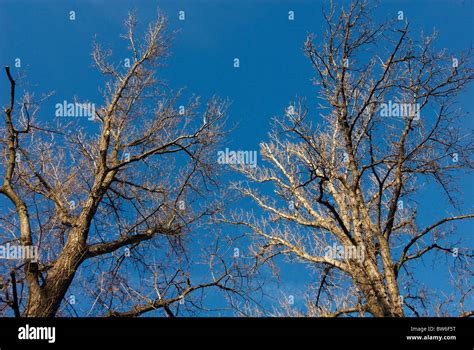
<box><xmin>351</xmin><ymin>257</ymin><xmax>404</xmax><ymax>317</ymax></box>
<box><xmin>24</xmin><ymin>222</ymin><xmax>90</xmax><ymax>317</ymax></box>
<box><xmin>24</xmin><ymin>245</ymin><xmax>84</xmax><ymax>317</ymax></box>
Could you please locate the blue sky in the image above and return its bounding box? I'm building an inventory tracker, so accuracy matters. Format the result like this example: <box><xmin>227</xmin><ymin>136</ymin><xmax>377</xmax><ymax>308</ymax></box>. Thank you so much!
<box><xmin>0</xmin><ymin>0</ymin><xmax>473</xmax><ymax>316</ymax></box>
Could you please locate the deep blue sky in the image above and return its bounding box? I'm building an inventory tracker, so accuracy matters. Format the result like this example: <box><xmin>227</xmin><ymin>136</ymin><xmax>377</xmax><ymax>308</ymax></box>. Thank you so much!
<box><xmin>0</xmin><ymin>0</ymin><xmax>473</xmax><ymax>316</ymax></box>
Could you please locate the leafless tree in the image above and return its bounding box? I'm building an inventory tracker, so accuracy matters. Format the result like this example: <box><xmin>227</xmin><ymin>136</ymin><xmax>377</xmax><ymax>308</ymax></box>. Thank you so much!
<box><xmin>0</xmin><ymin>12</ymin><xmax>246</xmax><ymax>317</ymax></box>
<box><xmin>226</xmin><ymin>0</ymin><xmax>474</xmax><ymax>317</ymax></box>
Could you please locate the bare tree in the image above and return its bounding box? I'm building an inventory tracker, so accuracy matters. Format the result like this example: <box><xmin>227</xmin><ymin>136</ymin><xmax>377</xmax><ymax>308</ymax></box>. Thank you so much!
<box><xmin>226</xmin><ymin>0</ymin><xmax>474</xmax><ymax>317</ymax></box>
<box><xmin>0</xmin><ymin>12</ymin><xmax>244</xmax><ymax>317</ymax></box>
